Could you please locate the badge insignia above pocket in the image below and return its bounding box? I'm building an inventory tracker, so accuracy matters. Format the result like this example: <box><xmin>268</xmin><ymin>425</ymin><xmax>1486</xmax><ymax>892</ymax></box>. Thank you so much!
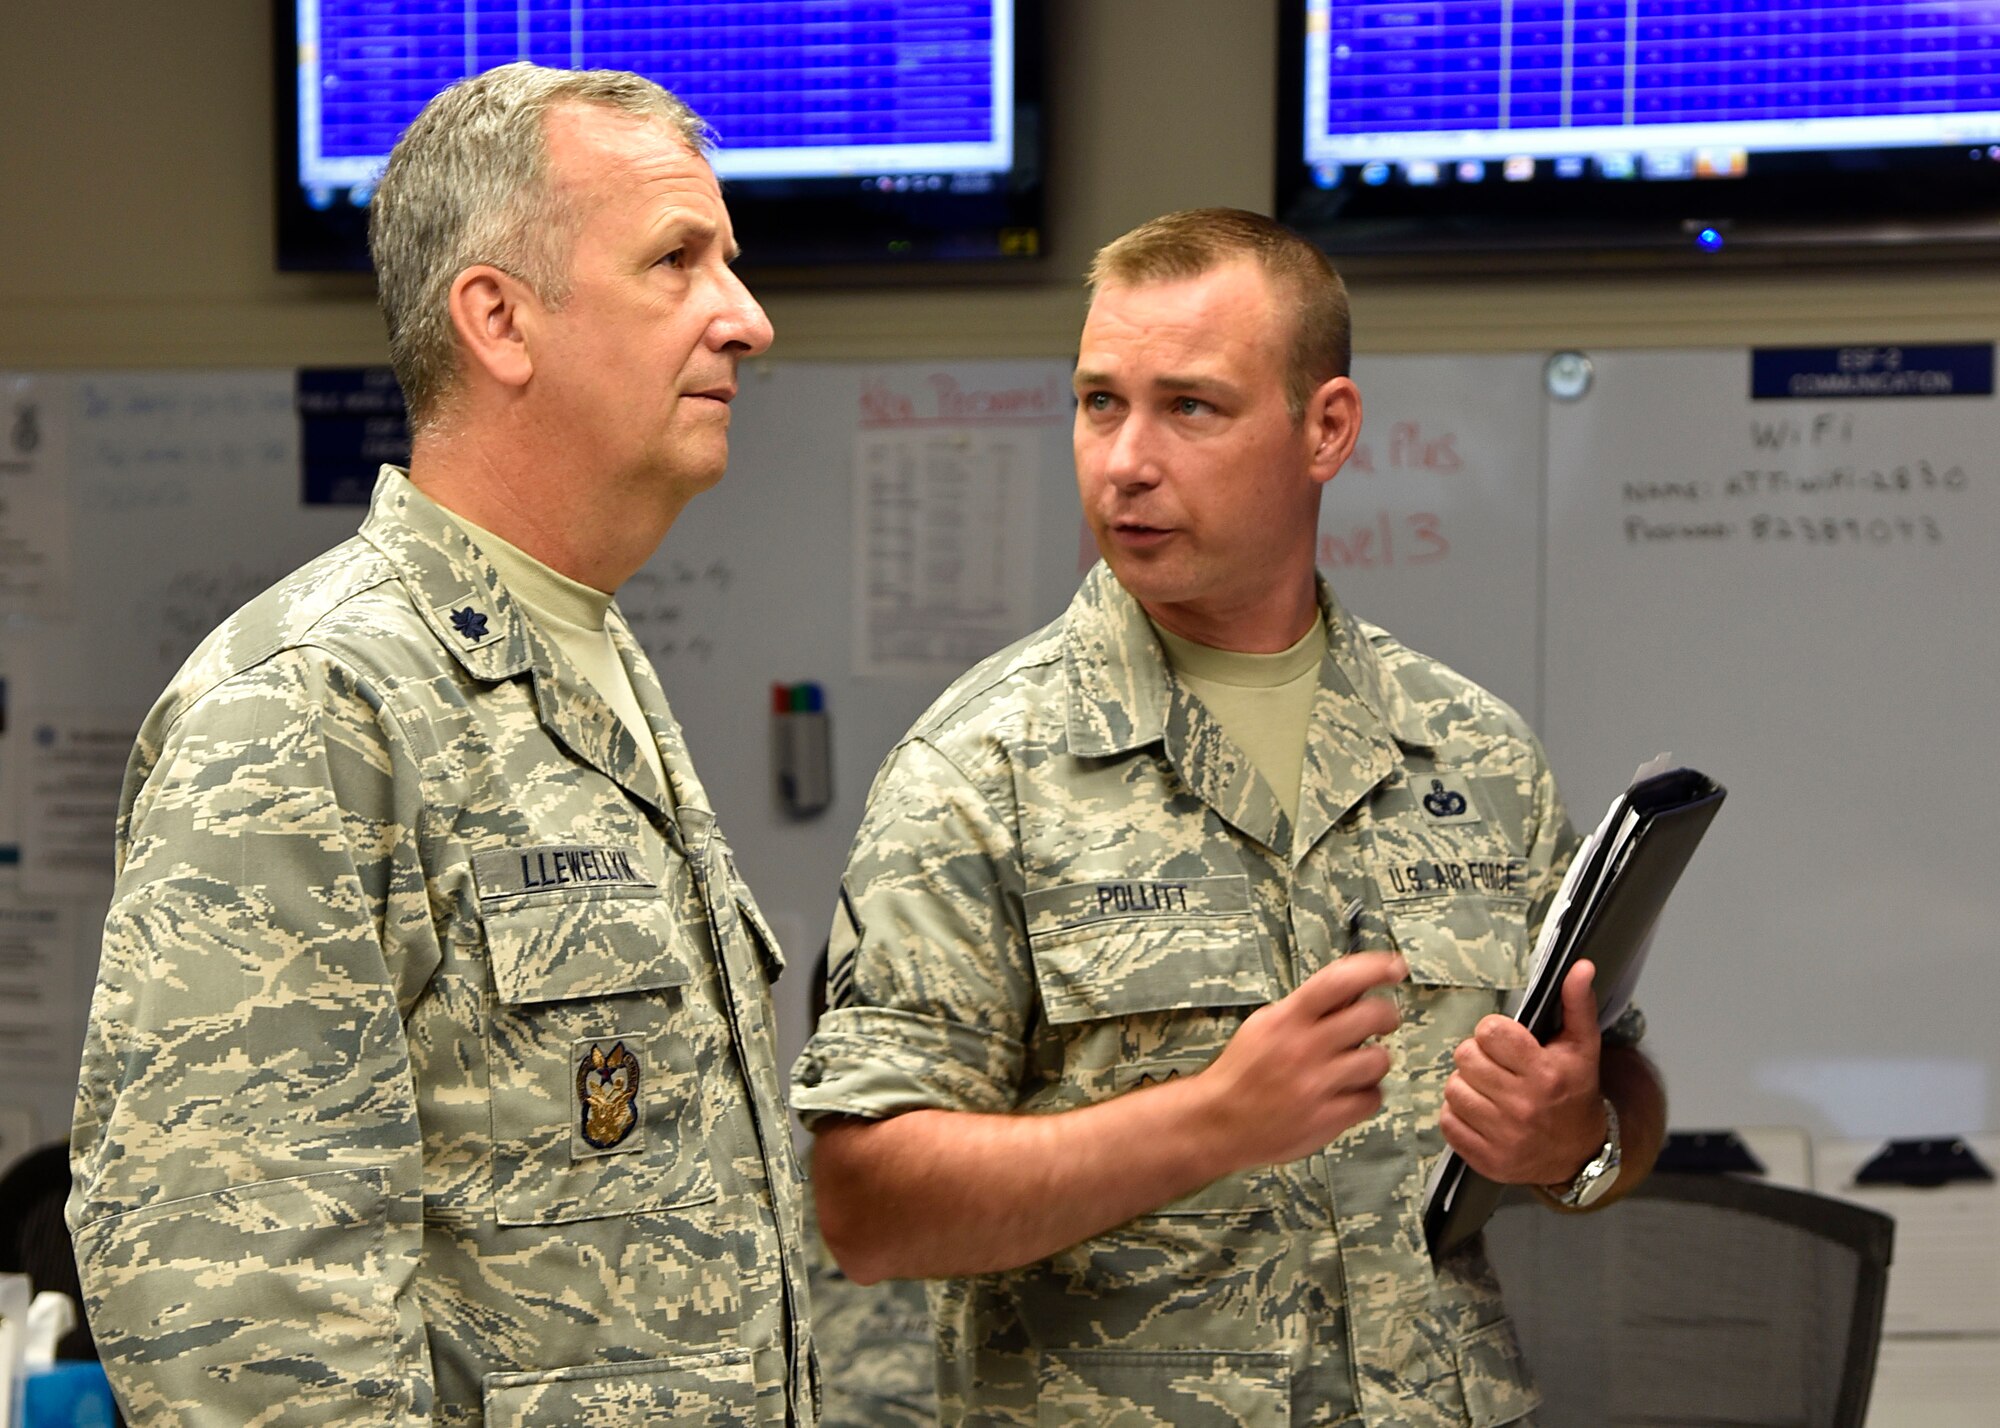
<box><xmin>1418</xmin><ymin>774</ymin><xmax>1484</xmax><ymax>825</ymax></box>
<box><xmin>577</xmin><ymin>1040</ymin><xmax>643</xmax><ymax>1154</ymax></box>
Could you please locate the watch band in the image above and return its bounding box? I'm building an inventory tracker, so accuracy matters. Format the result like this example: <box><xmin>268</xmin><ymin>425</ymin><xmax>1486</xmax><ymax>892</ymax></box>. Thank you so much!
<box><xmin>1550</xmin><ymin>1096</ymin><xmax>1622</xmax><ymax>1209</ymax></box>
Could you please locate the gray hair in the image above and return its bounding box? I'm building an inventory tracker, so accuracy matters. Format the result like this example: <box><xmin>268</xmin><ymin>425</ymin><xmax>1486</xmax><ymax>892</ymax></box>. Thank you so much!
<box><xmin>369</xmin><ymin>63</ymin><xmax>711</xmax><ymax>433</ymax></box>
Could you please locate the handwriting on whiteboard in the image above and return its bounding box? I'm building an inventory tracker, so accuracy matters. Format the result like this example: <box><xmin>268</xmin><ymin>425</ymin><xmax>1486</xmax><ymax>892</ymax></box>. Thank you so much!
<box><xmin>1617</xmin><ymin>410</ymin><xmax>1972</xmax><ymax>549</ymax></box>
<box><xmin>1319</xmin><ymin>511</ymin><xmax>1450</xmax><ymax>569</ymax></box>
<box><xmin>72</xmin><ymin>377</ymin><xmax>295</xmax><ymax>514</ymax></box>
<box><xmin>618</xmin><ymin>558</ymin><xmax>733</xmax><ymax>665</ymax></box>
<box><xmin>1325</xmin><ymin>419</ymin><xmax>1465</xmax><ymax>569</ymax></box>
<box><xmin>860</xmin><ymin>374</ymin><xmax>1070</xmax><ymax>428</ymax></box>
<box><xmin>1347</xmin><ymin>420</ymin><xmax>1463</xmax><ymax>476</ymax></box>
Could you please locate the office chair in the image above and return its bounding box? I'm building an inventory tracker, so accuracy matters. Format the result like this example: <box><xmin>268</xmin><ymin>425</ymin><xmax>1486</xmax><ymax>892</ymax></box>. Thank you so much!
<box><xmin>0</xmin><ymin>1141</ymin><xmax>100</xmax><ymax>1363</ymax></box>
<box><xmin>1478</xmin><ymin>1171</ymin><xmax>1894</xmax><ymax>1428</ymax></box>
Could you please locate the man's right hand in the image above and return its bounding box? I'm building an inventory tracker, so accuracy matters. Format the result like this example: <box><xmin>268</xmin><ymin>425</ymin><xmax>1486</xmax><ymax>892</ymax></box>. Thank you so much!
<box><xmin>812</xmin><ymin>950</ymin><xmax>1407</xmax><ymax>1283</ymax></box>
<box><xmin>1191</xmin><ymin>952</ymin><xmax>1406</xmax><ymax>1171</ymax></box>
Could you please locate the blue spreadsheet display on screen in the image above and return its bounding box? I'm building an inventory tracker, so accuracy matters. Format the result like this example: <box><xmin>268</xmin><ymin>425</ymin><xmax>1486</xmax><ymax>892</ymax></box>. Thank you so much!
<box><xmin>296</xmin><ymin>0</ymin><xmax>1014</xmax><ymax>191</ymax></box>
<box><xmin>1300</xmin><ymin>0</ymin><xmax>2000</xmax><ymax>170</ymax></box>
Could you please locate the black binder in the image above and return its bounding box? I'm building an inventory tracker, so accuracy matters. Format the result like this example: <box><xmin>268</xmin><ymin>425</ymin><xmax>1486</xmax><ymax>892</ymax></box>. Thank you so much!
<box><xmin>1423</xmin><ymin>763</ymin><xmax>1727</xmax><ymax>1259</ymax></box>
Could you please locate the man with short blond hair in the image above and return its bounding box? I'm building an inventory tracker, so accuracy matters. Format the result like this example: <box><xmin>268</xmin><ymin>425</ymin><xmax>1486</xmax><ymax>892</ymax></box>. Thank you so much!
<box><xmin>1087</xmin><ymin>205</ymin><xmax>1354</xmax><ymax>418</ymax></box>
<box><xmin>796</xmin><ymin>207</ymin><xmax>1663</xmax><ymax>1427</ymax></box>
<box><xmin>70</xmin><ymin>64</ymin><xmax>813</xmax><ymax>1425</ymax></box>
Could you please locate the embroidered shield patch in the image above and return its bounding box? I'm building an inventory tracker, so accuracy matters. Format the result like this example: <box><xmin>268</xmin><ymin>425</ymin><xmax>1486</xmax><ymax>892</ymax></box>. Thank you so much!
<box><xmin>576</xmin><ymin>1039</ymin><xmax>643</xmax><ymax>1154</ymax></box>
<box><xmin>1417</xmin><ymin>774</ymin><xmax>1484</xmax><ymax>825</ymax></box>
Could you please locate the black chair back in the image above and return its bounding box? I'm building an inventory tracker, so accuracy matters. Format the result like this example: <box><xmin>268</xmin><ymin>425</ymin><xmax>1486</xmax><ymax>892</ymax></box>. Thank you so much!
<box><xmin>1479</xmin><ymin>1171</ymin><xmax>1894</xmax><ymax>1428</ymax></box>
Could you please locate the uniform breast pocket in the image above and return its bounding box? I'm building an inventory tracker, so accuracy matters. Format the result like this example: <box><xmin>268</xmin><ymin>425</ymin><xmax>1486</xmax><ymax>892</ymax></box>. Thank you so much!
<box><xmin>1026</xmin><ymin>876</ymin><xmax>1275</xmax><ymax>1062</ymax></box>
<box><xmin>1024</xmin><ymin>875</ymin><xmax>1281</xmax><ymax>1212</ymax></box>
<box><xmin>1383</xmin><ymin>893</ymin><xmax>1530</xmax><ymax>1085</ymax></box>
<box><xmin>481</xmin><ymin>890</ymin><xmax>722</xmax><ymax>1226</ymax></box>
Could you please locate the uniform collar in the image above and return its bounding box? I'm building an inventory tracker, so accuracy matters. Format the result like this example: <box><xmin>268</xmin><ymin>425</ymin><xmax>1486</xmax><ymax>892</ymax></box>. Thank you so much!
<box><xmin>359</xmin><ymin>465</ymin><xmax>536</xmax><ymax>683</ymax></box>
<box><xmin>1062</xmin><ymin>563</ymin><xmax>1434</xmax><ymax>860</ymax></box>
<box><xmin>358</xmin><ymin>465</ymin><xmax>674</xmax><ymax>818</ymax></box>
<box><xmin>608</xmin><ymin>609</ymin><xmax>715</xmax><ymax>834</ymax></box>
<box><xmin>1061</xmin><ymin>564</ymin><xmax>1180</xmax><ymax>760</ymax></box>
<box><xmin>1062</xmin><ymin>564</ymin><xmax>1434</xmax><ymax>754</ymax></box>
<box><xmin>1317</xmin><ymin>582</ymin><xmax>1437</xmax><ymax>752</ymax></box>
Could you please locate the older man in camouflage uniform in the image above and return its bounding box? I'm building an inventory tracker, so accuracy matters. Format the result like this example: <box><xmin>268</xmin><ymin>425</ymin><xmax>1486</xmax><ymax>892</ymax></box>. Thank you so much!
<box><xmin>793</xmin><ymin>209</ymin><xmax>1665</xmax><ymax>1427</ymax></box>
<box><xmin>68</xmin><ymin>66</ymin><xmax>814</xmax><ymax>1425</ymax></box>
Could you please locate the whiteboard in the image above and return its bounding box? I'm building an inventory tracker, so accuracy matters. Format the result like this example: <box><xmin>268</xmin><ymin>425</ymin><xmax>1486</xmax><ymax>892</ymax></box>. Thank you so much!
<box><xmin>0</xmin><ymin>371</ymin><xmax>349</xmax><ymax>1141</ymax></box>
<box><xmin>15</xmin><ymin>349</ymin><xmax>1993</xmax><ymax>1154</ymax></box>
<box><xmin>1542</xmin><ymin>348</ymin><xmax>2000</xmax><ymax>1138</ymax></box>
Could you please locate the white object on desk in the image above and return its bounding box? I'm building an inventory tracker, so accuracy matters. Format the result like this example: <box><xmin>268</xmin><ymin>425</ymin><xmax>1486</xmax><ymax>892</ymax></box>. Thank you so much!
<box><xmin>1732</xmin><ymin>1125</ymin><xmax>1813</xmax><ymax>1190</ymax></box>
<box><xmin>1816</xmin><ymin>1134</ymin><xmax>1999</xmax><ymax>1428</ymax></box>
<box><xmin>1816</xmin><ymin>1135</ymin><xmax>2000</xmax><ymax>1337</ymax></box>
<box><xmin>1866</xmin><ymin>1337</ymin><xmax>2000</xmax><ymax>1428</ymax></box>
<box><xmin>0</xmin><ymin>1271</ymin><xmax>30</xmax><ymax>1428</ymax></box>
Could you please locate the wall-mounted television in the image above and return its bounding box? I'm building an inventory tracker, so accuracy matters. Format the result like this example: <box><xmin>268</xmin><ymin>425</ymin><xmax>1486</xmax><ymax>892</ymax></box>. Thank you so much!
<box><xmin>276</xmin><ymin>0</ymin><xmax>1043</xmax><ymax>272</ymax></box>
<box><xmin>1275</xmin><ymin>0</ymin><xmax>2000</xmax><ymax>261</ymax></box>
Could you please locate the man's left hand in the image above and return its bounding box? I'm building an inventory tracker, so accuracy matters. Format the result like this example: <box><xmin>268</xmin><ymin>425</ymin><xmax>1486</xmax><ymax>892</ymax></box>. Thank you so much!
<box><xmin>1439</xmin><ymin>959</ymin><xmax>1606</xmax><ymax>1186</ymax></box>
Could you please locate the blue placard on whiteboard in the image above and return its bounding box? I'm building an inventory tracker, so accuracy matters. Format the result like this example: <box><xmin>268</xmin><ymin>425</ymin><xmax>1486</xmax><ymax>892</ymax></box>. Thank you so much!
<box><xmin>1751</xmin><ymin>344</ymin><xmax>1995</xmax><ymax>401</ymax></box>
<box><xmin>298</xmin><ymin>367</ymin><xmax>410</xmax><ymax>506</ymax></box>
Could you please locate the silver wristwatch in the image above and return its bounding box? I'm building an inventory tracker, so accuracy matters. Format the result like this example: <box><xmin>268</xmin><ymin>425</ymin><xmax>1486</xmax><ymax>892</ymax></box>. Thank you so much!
<box><xmin>1549</xmin><ymin>1097</ymin><xmax>1622</xmax><ymax>1209</ymax></box>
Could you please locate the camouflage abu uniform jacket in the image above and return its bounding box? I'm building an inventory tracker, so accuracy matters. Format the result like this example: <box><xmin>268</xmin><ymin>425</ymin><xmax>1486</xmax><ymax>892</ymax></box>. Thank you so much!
<box><xmin>69</xmin><ymin>468</ymin><xmax>815</xmax><ymax>1428</ymax></box>
<box><xmin>792</xmin><ymin>564</ymin><xmax>1578</xmax><ymax>1428</ymax></box>
<box><xmin>804</xmin><ymin>1190</ymin><xmax>937</xmax><ymax>1428</ymax></box>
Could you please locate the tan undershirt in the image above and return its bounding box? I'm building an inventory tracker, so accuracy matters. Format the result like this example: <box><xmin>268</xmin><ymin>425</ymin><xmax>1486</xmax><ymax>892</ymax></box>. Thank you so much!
<box><xmin>454</xmin><ymin>515</ymin><xmax>668</xmax><ymax>795</ymax></box>
<box><xmin>1153</xmin><ymin>616</ymin><xmax>1324</xmax><ymax>825</ymax></box>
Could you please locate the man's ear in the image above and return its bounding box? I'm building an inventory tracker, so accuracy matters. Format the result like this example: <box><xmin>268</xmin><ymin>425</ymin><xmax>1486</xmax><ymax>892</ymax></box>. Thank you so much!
<box><xmin>1304</xmin><ymin>375</ymin><xmax>1362</xmax><ymax>488</ymax></box>
<box><xmin>447</xmin><ymin>264</ymin><xmax>537</xmax><ymax>393</ymax></box>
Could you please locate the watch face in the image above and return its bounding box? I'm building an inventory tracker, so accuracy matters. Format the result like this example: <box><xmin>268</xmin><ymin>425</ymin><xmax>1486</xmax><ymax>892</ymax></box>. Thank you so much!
<box><xmin>1560</xmin><ymin>1097</ymin><xmax>1622</xmax><ymax>1207</ymax></box>
<box><xmin>1572</xmin><ymin>1157</ymin><xmax>1620</xmax><ymax>1209</ymax></box>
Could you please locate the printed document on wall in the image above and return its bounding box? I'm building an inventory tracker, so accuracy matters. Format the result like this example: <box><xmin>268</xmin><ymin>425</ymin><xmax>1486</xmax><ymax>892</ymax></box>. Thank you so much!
<box><xmin>1</xmin><ymin>709</ymin><xmax>129</xmax><ymax>899</ymax></box>
<box><xmin>853</xmin><ymin>426</ymin><xmax>1039</xmax><ymax>679</ymax></box>
<box><xmin>0</xmin><ymin>374</ymin><xmax>72</xmax><ymax>618</ymax></box>
<box><xmin>0</xmin><ymin>894</ymin><xmax>76</xmax><ymax>1099</ymax></box>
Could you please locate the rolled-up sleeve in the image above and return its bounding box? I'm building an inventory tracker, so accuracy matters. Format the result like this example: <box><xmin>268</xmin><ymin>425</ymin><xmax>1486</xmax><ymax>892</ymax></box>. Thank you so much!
<box><xmin>792</xmin><ymin>737</ymin><xmax>1033</xmax><ymax>1124</ymax></box>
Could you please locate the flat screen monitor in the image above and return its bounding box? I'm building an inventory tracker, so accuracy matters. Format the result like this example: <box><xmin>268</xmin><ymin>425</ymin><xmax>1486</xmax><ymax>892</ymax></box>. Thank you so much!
<box><xmin>276</xmin><ymin>0</ymin><xmax>1043</xmax><ymax>271</ymax></box>
<box><xmin>1275</xmin><ymin>0</ymin><xmax>2000</xmax><ymax>260</ymax></box>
